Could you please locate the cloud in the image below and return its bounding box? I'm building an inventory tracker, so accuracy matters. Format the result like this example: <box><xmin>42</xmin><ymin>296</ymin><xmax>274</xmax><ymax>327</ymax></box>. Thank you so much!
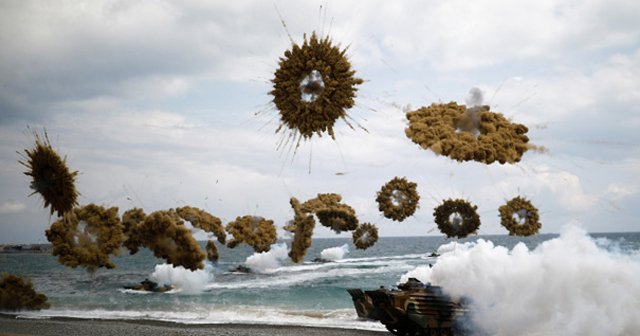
<box><xmin>0</xmin><ymin>201</ymin><xmax>26</xmax><ymax>214</ymax></box>
<box><xmin>605</xmin><ymin>184</ymin><xmax>639</xmax><ymax>202</ymax></box>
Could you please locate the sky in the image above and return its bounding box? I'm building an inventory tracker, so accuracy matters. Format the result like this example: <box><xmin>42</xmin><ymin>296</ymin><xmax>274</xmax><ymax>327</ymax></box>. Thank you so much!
<box><xmin>1</xmin><ymin>0</ymin><xmax>639</xmax><ymax>244</ymax></box>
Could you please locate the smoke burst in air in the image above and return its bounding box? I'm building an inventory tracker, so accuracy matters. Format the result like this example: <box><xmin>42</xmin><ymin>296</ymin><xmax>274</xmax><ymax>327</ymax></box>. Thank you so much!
<box><xmin>400</xmin><ymin>224</ymin><xmax>640</xmax><ymax>335</ymax></box>
<box><xmin>320</xmin><ymin>244</ymin><xmax>350</xmax><ymax>261</ymax></box>
<box><xmin>244</xmin><ymin>243</ymin><xmax>289</xmax><ymax>274</ymax></box>
<box><xmin>150</xmin><ymin>263</ymin><xmax>213</xmax><ymax>294</ymax></box>
<box><xmin>465</xmin><ymin>87</ymin><xmax>484</xmax><ymax>107</ymax></box>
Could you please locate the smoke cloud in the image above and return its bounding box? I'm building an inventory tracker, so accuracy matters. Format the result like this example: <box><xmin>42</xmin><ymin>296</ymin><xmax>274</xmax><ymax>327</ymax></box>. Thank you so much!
<box><xmin>400</xmin><ymin>225</ymin><xmax>640</xmax><ymax>335</ymax></box>
<box><xmin>320</xmin><ymin>244</ymin><xmax>350</xmax><ymax>261</ymax></box>
<box><xmin>150</xmin><ymin>263</ymin><xmax>213</xmax><ymax>295</ymax></box>
<box><xmin>244</xmin><ymin>243</ymin><xmax>289</xmax><ymax>274</ymax></box>
<box><xmin>465</xmin><ymin>87</ymin><xmax>484</xmax><ymax>107</ymax></box>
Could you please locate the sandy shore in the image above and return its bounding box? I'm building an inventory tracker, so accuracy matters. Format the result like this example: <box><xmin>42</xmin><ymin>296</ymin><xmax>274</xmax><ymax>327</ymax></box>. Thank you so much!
<box><xmin>0</xmin><ymin>314</ymin><xmax>387</xmax><ymax>336</ymax></box>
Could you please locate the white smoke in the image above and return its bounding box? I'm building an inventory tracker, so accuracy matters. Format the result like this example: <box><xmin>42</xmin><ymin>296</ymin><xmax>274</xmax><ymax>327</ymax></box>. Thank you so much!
<box><xmin>320</xmin><ymin>244</ymin><xmax>350</xmax><ymax>261</ymax></box>
<box><xmin>400</xmin><ymin>225</ymin><xmax>640</xmax><ymax>335</ymax></box>
<box><xmin>244</xmin><ymin>243</ymin><xmax>289</xmax><ymax>274</ymax></box>
<box><xmin>465</xmin><ymin>86</ymin><xmax>484</xmax><ymax>107</ymax></box>
<box><xmin>150</xmin><ymin>262</ymin><xmax>214</xmax><ymax>294</ymax></box>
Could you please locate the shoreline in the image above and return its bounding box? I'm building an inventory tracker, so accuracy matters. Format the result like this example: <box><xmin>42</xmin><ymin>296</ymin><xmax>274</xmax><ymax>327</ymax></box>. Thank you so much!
<box><xmin>0</xmin><ymin>313</ymin><xmax>387</xmax><ymax>336</ymax></box>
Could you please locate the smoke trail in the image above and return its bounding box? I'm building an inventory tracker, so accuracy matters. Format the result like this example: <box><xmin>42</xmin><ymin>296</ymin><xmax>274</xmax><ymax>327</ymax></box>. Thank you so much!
<box><xmin>320</xmin><ymin>244</ymin><xmax>350</xmax><ymax>261</ymax></box>
<box><xmin>400</xmin><ymin>225</ymin><xmax>640</xmax><ymax>335</ymax></box>
<box><xmin>150</xmin><ymin>263</ymin><xmax>214</xmax><ymax>294</ymax></box>
<box><xmin>244</xmin><ymin>243</ymin><xmax>289</xmax><ymax>274</ymax></box>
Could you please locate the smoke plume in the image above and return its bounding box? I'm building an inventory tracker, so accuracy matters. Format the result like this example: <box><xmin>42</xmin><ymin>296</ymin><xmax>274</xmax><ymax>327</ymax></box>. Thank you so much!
<box><xmin>400</xmin><ymin>225</ymin><xmax>640</xmax><ymax>335</ymax></box>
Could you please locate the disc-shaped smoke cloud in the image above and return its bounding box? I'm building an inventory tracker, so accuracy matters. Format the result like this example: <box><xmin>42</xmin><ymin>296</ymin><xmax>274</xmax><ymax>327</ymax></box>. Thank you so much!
<box><xmin>352</xmin><ymin>223</ymin><xmax>379</xmax><ymax>250</ymax></box>
<box><xmin>499</xmin><ymin>196</ymin><xmax>541</xmax><ymax>236</ymax></box>
<box><xmin>271</xmin><ymin>32</ymin><xmax>363</xmax><ymax>140</ymax></box>
<box><xmin>19</xmin><ymin>129</ymin><xmax>78</xmax><ymax>217</ymax></box>
<box><xmin>45</xmin><ymin>204</ymin><xmax>125</xmax><ymax>271</ymax></box>
<box><xmin>405</xmin><ymin>101</ymin><xmax>532</xmax><ymax>164</ymax></box>
<box><xmin>376</xmin><ymin>177</ymin><xmax>420</xmax><ymax>222</ymax></box>
<box><xmin>226</xmin><ymin>215</ymin><xmax>277</xmax><ymax>253</ymax></box>
<box><xmin>433</xmin><ymin>199</ymin><xmax>481</xmax><ymax>239</ymax></box>
<box><xmin>0</xmin><ymin>274</ymin><xmax>50</xmax><ymax>311</ymax></box>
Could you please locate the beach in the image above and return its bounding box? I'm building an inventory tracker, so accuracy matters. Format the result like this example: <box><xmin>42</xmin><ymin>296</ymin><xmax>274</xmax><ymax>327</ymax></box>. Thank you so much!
<box><xmin>0</xmin><ymin>314</ymin><xmax>387</xmax><ymax>336</ymax></box>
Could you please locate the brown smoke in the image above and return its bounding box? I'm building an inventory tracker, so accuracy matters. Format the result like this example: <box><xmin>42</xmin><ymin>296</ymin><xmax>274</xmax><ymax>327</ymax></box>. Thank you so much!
<box><xmin>288</xmin><ymin>197</ymin><xmax>316</xmax><ymax>263</ymax></box>
<box><xmin>376</xmin><ymin>177</ymin><xmax>420</xmax><ymax>222</ymax></box>
<box><xmin>0</xmin><ymin>274</ymin><xmax>50</xmax><ymax>311</ymax></box>
<box><xmin>122</xmin><ymin>207</ymin><xmax>146</xmax><ymax>254</ymax></box>
<box><xmin>131</xmin><ymin>210</ymin><xmax>206</xmax><ymax>271</ymax></box>
<box><xmin>405</xmin><ymin>102</ymin><xmax>531</xmax><ymax>164</ymax></box>
<box><xmin>352</xmin><ymin>223</ymin><xmax>379</xmax><ymax>250</ymax></box>
<box><xmin>19</xmin><ymin>129</ymin><xmax>78</xmax><ymax>217</ymax></box>
<box><xmin>433</xmin><ymin>199</ymin><xmax>481</xmax><ymax>239</ymax></box>
<box><xmin>176</xmin><ymin>206</ymin><xmax>226</xmax><ymax>244</ymax></box>
<box><xmin>205</xmin><ymin>240</ymin><xmax>220</xmax><ymax>263</ymax></box>
<box><xmin>271</xmin><ymin>32</ymin><xmax>363</xmax><ymax>140</ymax></box>
<box><xmin>499</xmin><ymin>196</ymin><xmax>541</xmax><ymax>236</ymax></box>
<box><xmin>226</xmin><ymin>215</ymin><xmax>277</xmax><ymax>253</ymax></box>
<box><xmin>45</xmin><ymin>204</ymin><xmax>125</xmax><ymax>271</ymax></box>
<box><xmin>301</xmin><ymin>193</ymin><xmax>358</xmax><ymax>233</ymax></box>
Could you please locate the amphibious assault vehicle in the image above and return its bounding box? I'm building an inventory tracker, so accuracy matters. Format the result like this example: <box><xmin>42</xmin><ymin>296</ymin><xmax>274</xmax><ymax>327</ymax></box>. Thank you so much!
<box><xmin>347</xmin><ymin>278</ymin><xmax>470</xmax><ymax>335</ymax></box>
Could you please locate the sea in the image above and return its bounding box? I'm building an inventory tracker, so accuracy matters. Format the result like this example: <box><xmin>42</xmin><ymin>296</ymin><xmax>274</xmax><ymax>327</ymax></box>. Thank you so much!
<box><xmin>2</xmin><ymin>228</ymin><xmax>640</xmax><ymax>335</ymax></box>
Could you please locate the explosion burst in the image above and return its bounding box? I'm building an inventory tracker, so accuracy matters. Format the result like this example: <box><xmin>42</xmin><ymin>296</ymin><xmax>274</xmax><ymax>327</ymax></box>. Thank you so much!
<box><xmin>352</xmin><ymin>223</ymin><xmax>379</xmax><ymax>250</ymax></box>
<box><xmin>226</xmin><ymin>215</ymin><xmax>277</xmax><ymax>253</ymax></box>
<box><xmin>434</xmin><ymin>199</ymin><xmax>481</xmax><ymax>239</ymax></box>
<box><xmin>45</xmin><ymin>204</ymin><xmax>125</xmax><ymax>271</ymax></box>
<box><xmin>499</xmin><ymin>196</ymin><xmax>541</xmax><ymax>236</ymax></box>
<box><xmin>271</xmin><ymin>32</ymin><xmax>363</xmax><ymax>141</ymax></box>
<box><xmin>19</xmin><ymin>130</ymin><xmax>78</xmax><ymax>217</ymax></box>
<box><xmin>376</xmin><ymin>177</ymin><xmax>420</xmax><ymax>222</ymax></box>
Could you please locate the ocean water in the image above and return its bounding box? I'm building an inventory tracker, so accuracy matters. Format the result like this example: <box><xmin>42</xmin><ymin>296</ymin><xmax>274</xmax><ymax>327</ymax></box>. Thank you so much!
<box><xmin>2</xmin><ymin>229</ymin><xmax>640</xmax><ymax>334</ymax></box>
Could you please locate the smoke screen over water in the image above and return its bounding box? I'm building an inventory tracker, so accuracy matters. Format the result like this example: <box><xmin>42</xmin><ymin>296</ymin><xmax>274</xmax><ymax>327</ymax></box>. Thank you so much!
<box><xmin>401</xmin><ymin>225</ymin><xmax>640</xmax><ymax>335</ymax></box>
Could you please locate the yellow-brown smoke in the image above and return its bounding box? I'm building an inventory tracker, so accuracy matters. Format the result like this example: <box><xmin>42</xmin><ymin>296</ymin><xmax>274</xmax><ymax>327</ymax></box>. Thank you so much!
<box><xmin>405</xmin><ymin>102</ymin><xmax>531</xmax><ymax>164</ymax></box>
<box><xmin>352</xmin><ymin>223</ymin><xmax>379</xmax><ymax>250</ymax></box>
<box><xmin>499</xmin><ymin>196</ymin><xmax>541</xmax><ymax>236</ymax></box>
<box><xmin>376</xmin><ymin>177</ymin><xmax>420</xmax><ymax>222</ymax></box>
<box><xmin>45</xmin><ymin>204</ymin><xmax>125</xmax><ymax>271</ymax></box>
<box><xmin>271</xmin><ymin>32</ymin><xmax>363</xmax><ymax>140</ymax></box>
<box><xmin>433</xmin><ymin>199</ymin><xmax>481</xmax><ymax>239</ymax></box>
<box><xmin>176</xmin><ymin>206</ymin><xmax>226</xmax><ymax>244</ymax></box>
<box><xmin>0</xmin><ymin>274</ymin><xmax>50</xmax><ymax>311</ymax></box>
<box><xmin>19</xmin><ymin>129</ymin><xmax>78</xmax><ymax>217</ymax></box>
<box><xmin>226</xmin><ymin>215</ymin><xmax>277</xmax><ymax>253</ymax></box>
<box><xmin>129</xmin><ymin>210</ymin><xmax>206</xmax><ymax>271</ymax></box>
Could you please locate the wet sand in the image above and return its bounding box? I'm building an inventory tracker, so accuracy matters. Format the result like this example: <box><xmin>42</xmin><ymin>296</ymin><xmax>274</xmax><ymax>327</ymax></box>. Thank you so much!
<box><xmin>0</xmin><ymin>314</ymin><xmax>387</xmax><ymax>336</ymax></box>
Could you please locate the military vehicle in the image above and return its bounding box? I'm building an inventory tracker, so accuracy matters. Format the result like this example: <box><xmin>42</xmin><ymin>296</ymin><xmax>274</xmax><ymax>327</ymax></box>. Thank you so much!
<box><xmin>347</xmin><ymin>278</ymin><xmax>471</xmax><ymax>335</ymax></box>
<box><xmin>123</xmin><ymin>279</ymin><xmax>175</xmax><ymax>293</ymax></box>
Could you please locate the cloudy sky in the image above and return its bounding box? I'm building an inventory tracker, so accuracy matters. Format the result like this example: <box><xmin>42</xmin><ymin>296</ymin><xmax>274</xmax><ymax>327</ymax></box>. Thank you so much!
<box><xmin>1</xmin><ymin>0</ymin><xmax>639</xmax><ymax>244</ymax></box>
